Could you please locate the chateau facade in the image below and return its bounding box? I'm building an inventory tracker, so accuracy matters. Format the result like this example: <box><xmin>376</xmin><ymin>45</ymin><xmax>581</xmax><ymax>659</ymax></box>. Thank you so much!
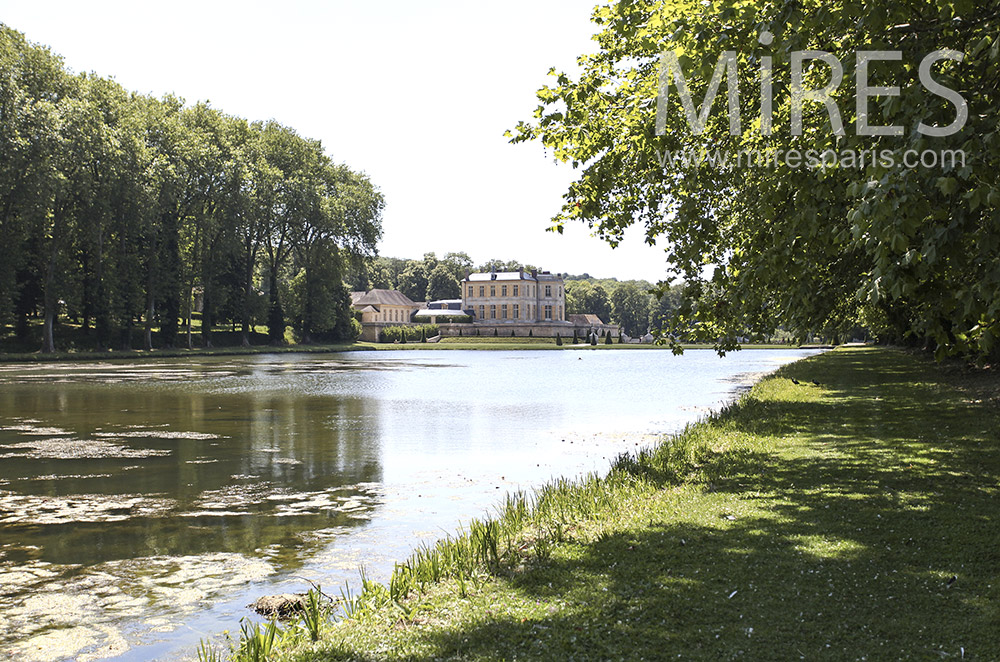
<box><xmin>351</xmin><ymin>269</ymin><xmax>618</xmax><ymax>341</ymax></box>
<box><xmin>462</xmin><ymin>270</ymin><xmax>565</xmax><ymax>323</ymax></box>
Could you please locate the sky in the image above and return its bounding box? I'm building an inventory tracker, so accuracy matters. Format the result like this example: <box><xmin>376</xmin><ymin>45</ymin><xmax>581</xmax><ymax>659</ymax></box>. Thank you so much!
<box><xmin>0</xmin><ymin>0</ymin><xmax>672</xmax><ymax>282</ymax></box>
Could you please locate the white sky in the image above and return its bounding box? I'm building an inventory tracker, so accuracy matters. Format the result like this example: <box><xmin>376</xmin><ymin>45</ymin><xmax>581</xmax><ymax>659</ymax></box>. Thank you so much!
<box><xmin>0</xmin><ymin>0</ymin><xmax>672</xmax><ymax>282</ymax></box>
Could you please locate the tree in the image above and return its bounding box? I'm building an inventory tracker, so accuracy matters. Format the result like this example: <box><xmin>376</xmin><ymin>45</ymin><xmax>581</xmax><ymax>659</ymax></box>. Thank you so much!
<box><xmin>442</xmin><ymin>251</ymin><xmax>474</xmax><ymax>281</ymax></box>
<box><xmin>366</xmin><ymin>259</ymin><xmax>393</xmax><ymax>290</ymax></box>
<box><xmin>397</xmin><ymin>261</ymin><xmax>429</xmax><ymax>302</ymax></box>
<box><xmin>478</xmin><ymin>258</ymin><xmax>537</xmax><ymax>273</ymax></box>
<box><xmin>610</xmin><ymin>282</ymin><xmax>652</xmax><ymax>337</ymax></box>
<box><xmin>426</xmin><ymin>263</ymin><xmax>460</xmax><ymax>301</ymax></box>
<box><xmin>649</xmin><ymin>283</ymin><xmax>683</xmax><ymax>333</ymax></box>
<box><xmin>510</xmin><ymin>0</ymin><xmax>1000</xmax><ymax>359</ymax></box>
<box><xmin>374</xmin><ymin>256</ymin><xmax>408</xmax><ymax>289</ymax></box>
<box><xmin>566</xmin><ymin>280</ymin><xmax>613</xmax><ymax>323</ymax></box>
<box><xmin>0</xmin><ymin>26</ymin><xmax>383</xmax><ymax>353</ymax></box>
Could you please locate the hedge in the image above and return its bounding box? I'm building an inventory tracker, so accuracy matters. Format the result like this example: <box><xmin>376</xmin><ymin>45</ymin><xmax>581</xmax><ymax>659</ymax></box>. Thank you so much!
<box><xmin>379</xmin><ymin>325</ymin><xmax>439</xmax><ymax>343</ymax></box>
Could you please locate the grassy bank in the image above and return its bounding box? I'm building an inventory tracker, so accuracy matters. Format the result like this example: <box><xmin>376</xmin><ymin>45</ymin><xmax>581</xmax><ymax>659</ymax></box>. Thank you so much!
<box><xmin>210</xmin><ymin>347</ymin><xmax>1000</xmax><ymax>662</ymax></box>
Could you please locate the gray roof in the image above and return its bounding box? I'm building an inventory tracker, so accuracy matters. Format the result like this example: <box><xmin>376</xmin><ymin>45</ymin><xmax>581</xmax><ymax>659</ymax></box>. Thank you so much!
<box><xmin>351</xmin><ymin>289</ymin><xmax>417</xmax><ymax>307</ymax></box>
<box><xmin>463</xmin><ymin>271</ymin><xmax>565</xmax><ymax>282</ymax></box>
<box><xmin>464</xmin><ymin>272</ymin><xmax>534</xmax><ymax>282</ymax></box>
<box><xmin>569</xmin><ymin>314</ymin><xmax>608</xmax><ymax>326</ymax></box>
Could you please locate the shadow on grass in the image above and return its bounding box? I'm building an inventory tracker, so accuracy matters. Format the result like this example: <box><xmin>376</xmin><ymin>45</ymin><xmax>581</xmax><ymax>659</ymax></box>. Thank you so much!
<box><xmin>339</xmin><ymin>348</ymin><xmax>1000</xmax><ymax>660</ymax></box>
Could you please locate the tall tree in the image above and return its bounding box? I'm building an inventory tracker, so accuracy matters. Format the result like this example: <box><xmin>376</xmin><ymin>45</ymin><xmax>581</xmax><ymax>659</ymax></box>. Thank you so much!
<box><xmin>397</xmin><ymin>260</ymin><xmax>429</xmax><ymax>302</ymax></box>
<box><xmin>426</xmin><ymin>263</ymin><xmax>460</xmax><ymax>301</ymax></box>
<box><xmin>0</xmin><ymin>26</ymin><xmax>384</xmax><ymax>352</ymax></box>
<box><xmin>610</xmin><ymin>282</ymin><xmax>652</xmax><ymax>337</ymax></box>
<box><xmin>292</xmin><ymin>161</ymin><xmax>382</xmax><ymax>342</ymax></box>
<box><xmin>511</xmin><ymin>0</ymin><xmax>1000</xmax><ymax>358</ymax></box>
<box><xmin>566</xmin><ymin>280</ymin><xmax>613</xmax><ymax>323</ymax></box>
<box><xmin>442</xmin><ymin>251</ymin><xmax>474</xmax><ymax>281</ymax></box>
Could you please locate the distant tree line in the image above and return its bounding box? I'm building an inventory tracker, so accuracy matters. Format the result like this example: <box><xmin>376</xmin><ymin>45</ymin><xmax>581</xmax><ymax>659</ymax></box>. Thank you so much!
<box><xmin>0</xmin><ymin>26</ymin><xmax>383</xmax><ymax>352</ymax></box>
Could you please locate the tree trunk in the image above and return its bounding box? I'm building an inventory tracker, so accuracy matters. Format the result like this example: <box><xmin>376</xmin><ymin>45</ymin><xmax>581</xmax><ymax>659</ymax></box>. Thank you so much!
<box><xmin>145</xmin><ymin>288</ymin><xmax>154</xmax><ymax>351</ymax></box>
<box><xmin>186</xmin><ymin>291</ymin><xmax>193</xmax><ymax>350</ymax></box>
<box><xmin>41</xmin><ymin>215</ymin><xmax>64</xmax><ymax>354</ymax></box>
<box><xmin>267</xmin><ymin>267</ymin><xmax>284</xmax><ymax>345</ymax></box>
<box><xmin>241</xmin><ymin>249</ymin><xmax>253</xmax><ymax>347</ymax></box>
<box><xmin>202</xmin><ymin>285</ymin><xmax>213</xmax><ymax>348</ymax></box>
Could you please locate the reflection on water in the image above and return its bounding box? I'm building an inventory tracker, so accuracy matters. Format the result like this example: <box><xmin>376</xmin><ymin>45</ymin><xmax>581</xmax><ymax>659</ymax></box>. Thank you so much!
<box><xmin>0</xmin><ymin>349</ymin><xmax>816</xmax><ymax>661</ymax></box>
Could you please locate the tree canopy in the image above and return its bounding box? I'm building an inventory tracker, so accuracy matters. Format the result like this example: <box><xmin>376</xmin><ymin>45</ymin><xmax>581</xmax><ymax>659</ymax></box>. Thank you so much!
<box><xmin>0</xmin><ymin>25</ymin><xmax>382</xmax><ymax>351</ymax></box>
<box><xmin>510</xmin><ymin>0</ymin><xmax>1000</xmax><ymax>359</ymax></box>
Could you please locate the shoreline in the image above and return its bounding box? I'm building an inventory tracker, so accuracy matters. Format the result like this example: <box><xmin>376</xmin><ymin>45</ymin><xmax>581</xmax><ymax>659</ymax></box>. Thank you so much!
<box><xmin>0</xmin><ymin>341</ymin><xmax>826</xmax><ymax>364</ymax></box>
<box><xmin>0</xmin><ymin>348</ymin><xmax>811</xmax><ymax>662</ymax></box>
<box><xmin>208</xmin><ymin>346</ymin><xmax>1000</xmax><ymax>662</ymax></box>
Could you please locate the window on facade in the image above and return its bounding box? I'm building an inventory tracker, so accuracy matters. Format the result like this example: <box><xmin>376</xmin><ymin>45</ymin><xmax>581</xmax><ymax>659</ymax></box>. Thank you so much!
<box><xmin>490</xmin><ymin>286</ymin><xmax>496</xmax><ymax>297</ymax></box>
<box><xmin>478</xmin><ymin>305</ymin><xmax>484</xmax><ymax>319</ymax></box>
<box><xmin>468</xmin><ymin>286</ymin><xmax>473</xmax><ymax>298</ymax></box>
<box><xmin>490</xmin><ymin>305</ymin><xmax>496</xmax><ymax>319</ymax></box>
<box><xmin>545</xmin><ymin>285</ymin><xmax>552</xmax><ymax>297</ymax></box>
<box><xmin>479</xmin><ymin>286</ymin><xmax>484</xmax><ymax>297</ymax></box>
<box><xmin>558</xmin><ymin>306</ymin><xmax>562</xmax><ymax>320</ymax></box>
<box><xmin>544</xmin><ymin>305</ymin><xmax>552</xmax><ymax>320</ymax></box>
<box><xmin>501</xmin><ymin>304</ymin><xmax>507</xmax><ymax>319</ymax></box>
<box><xmin>513</xmin><ymin>285</ymin><xmax>518</xmax><ymax>296</ymax></box>
<box><xmin>501</xmin><ymin>285</ymin><xmax>507</xmax><ymax>296</ymax></box>
<box><xmin>513</xmin><ymin>304</ymin><xmax>519</xmax><ymax>319</ymax></box>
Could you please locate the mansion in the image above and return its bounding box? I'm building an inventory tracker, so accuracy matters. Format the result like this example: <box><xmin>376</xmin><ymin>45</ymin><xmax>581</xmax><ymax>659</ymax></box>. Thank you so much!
<box><xmin>462</xmin><ymin>270</ymin><xmax>565</xmax><ymax>323</ymax></box>
<box><xmin>351</xmin><ymin>268</ymin><xmax>618</xmax><ymax>340</ymax></box>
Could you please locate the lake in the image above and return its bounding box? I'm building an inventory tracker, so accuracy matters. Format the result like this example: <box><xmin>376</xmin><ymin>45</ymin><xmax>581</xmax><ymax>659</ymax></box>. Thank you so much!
<box><xmin>0</xmin><ymin>348</ymin><xmax>817</xmax><ymax>661</ymax></box>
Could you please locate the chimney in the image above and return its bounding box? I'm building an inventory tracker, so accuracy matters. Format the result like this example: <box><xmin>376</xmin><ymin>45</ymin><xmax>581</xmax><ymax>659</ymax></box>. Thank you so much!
<box><xmin>531</xmin><ymin>269</ymin><xmax>537</xmax><ymax>279</ymax></box>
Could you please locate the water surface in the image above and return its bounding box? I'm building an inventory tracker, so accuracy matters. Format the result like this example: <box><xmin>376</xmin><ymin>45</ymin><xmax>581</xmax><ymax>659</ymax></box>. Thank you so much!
<box><xmin>0</xmin><ymin>348</ymin><xmax>817</xmax><ymax>661</ymax></box>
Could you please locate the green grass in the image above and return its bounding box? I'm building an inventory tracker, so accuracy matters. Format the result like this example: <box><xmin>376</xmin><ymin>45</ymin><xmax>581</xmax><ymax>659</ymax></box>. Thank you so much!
<box><xmin>243</xmin><ymin>347</ymin><xmax>1000</xmax><ymax>661</ymax></box>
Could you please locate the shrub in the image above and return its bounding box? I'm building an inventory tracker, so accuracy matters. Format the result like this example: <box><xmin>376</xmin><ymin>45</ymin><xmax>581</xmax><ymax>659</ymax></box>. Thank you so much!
<box><xmin>605</xmin><ymin>331</ymin><xmax>612</xmax><ymax>344</ymax></box>
<box><xmin>528</xmin><ymin>329</ymin><xmax>533</xmax><ymax>337</ymax></box>
<box><xmin>511</xmin><ymin>329</ymin><xmax>516</xmax><ymax>337</ymax></box>
<box><xmin>379</xmin><ymin>325</ymin><xmax>439</xmax><ymax>344</ymax></box>
<box><xmin>494</xmin><ymin>328</ymin><xmax>499</xmax><ymax>337</ymax></box>
<box><xmin>590</xmin><ymin>333</ymin><xmax>598</xmax><ymax>346</ymax></box>
<box><xmin>573</xmin><ymin>329</ymin><xmax>579</xmax><ymax>344</ymax></box>
<box><xmin>556</xmin><ymin>333</ymin><xmax>562</xmax><ymax>346</ymax></box>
